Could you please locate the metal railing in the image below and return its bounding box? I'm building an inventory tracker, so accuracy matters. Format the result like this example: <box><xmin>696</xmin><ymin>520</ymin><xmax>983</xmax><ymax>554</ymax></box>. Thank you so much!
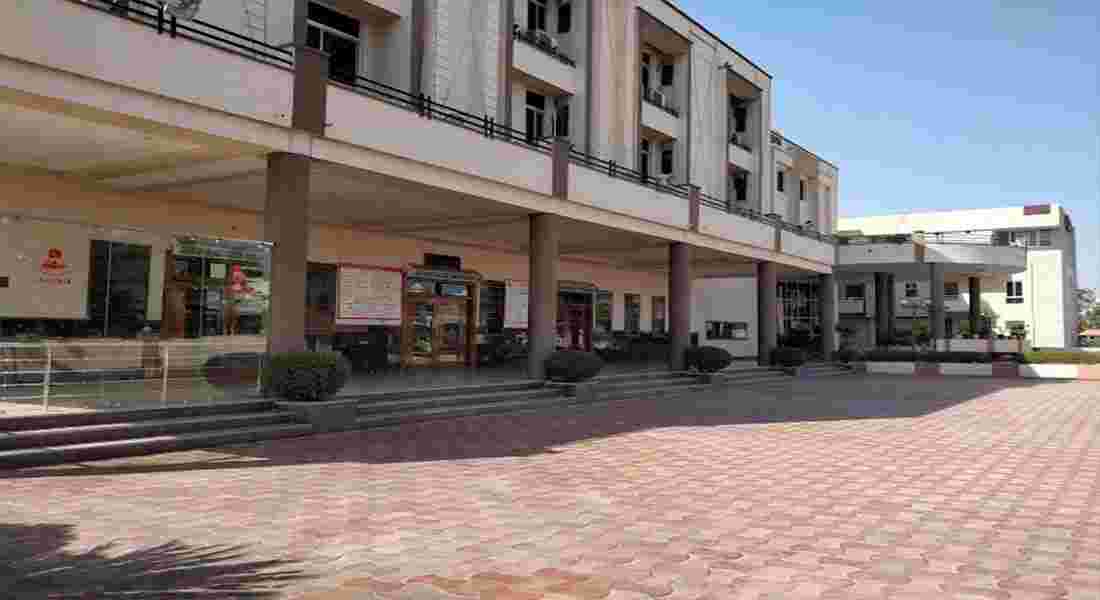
<box><xmin>77</xmin><ymin>0</ymin><xmax>293</xmax><ymax>67</ymax></box>
<box><xmin>340</xmin><ymin>75</ymin><xmax>553</xmax><ymax>153</ymax></box>
<box><xmin>568</xmin><ymin>148</ymin><xmax>690</xmax><ymax>198</ymax></box>
<box><xmin>836</xmin><ymin>230</ymin><xmax>1022</xmax><ymax>247</ymax></box>
<box><xmin>697</xmin><ymin>191</ymin><xmax>836</xmax><ymax>244</ymax></box>
<box><xmin>642</xmin><ymin>87</ymin><xmax>680</xmax><ymax>118</ymax></box>
<box><xmin>0</xmin><ymin>339</ymin><xmax>266</xmax><ymax>413</ymax></box>
<box><xmin>513</xmin><ymin>26</ymin><xmax>576</xmax><ymax>67</ymax></box>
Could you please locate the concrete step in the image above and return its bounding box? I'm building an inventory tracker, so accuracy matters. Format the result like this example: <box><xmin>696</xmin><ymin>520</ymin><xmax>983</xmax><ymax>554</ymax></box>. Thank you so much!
<box><xmin>357</xmin><ymin>394</ymin><xmax>586</xmax><ymax>428</ymax></box>
<box><xmin>0</xmin><ymin>410</ymin><xmax>298</xmax><ymax>451</ymax></box>
<box><xmin>357</xmin><ymin>388</ymin><xmax>563</xmax><ymax>416</ymax></box>
<box><xmin>591</xmin><ymin>371</ymin><xmax>696</xmax><ymax>383</ymax></box>
<box><xmin>0</xmin><ymin>400</ymin><xmax>276</xmax><ymax>433</ymax></box>
<box><xmin>343</xmin><ymin>380</ymin><xmax>543</xmax><ymax>404</ymax></box>
<box><xmin>598</xmin><ymin>381</ymin><xmax>714</xmax><ymax>402</ymax></box>
<box><xmin>722</xmin><ymin>374</ymin><xmax>793</xmax><ymax>386</ymax></box>
<box><xmin>594</xmin><ymin>377</ymin><xmax>704</xmax><ymax>395</ymax></box>
<box><xmin>0</xmin><ymin>423</ymin><xmax>313</xmax><ymax>469</ymax></box>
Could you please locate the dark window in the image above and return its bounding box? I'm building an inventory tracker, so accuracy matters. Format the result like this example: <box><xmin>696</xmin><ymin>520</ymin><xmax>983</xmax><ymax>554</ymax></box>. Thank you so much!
<box><xmin>844</xmin><ymin>284</ymin><xmax>864</xmax><ymax>299</ymax></box>
<box><xmin>660</xmin><ymin>64</ymin><xmax>674</xmax><ymax>86</ymax></box>
<box><xmin>905</xmin><ymin>282</ymin><xmax>919</xmax><ymax>298</ymax></box>
<box><xmin>425</xmin><ymin>253</ymin><xmax>461</xmax><ymax>271</ymax></box>
<box><xmin>640</xmin><ymin>55</ymin><xmax>651</xmax><ymax>95</ymax></box>
<box><xmin>652</xmin><ymin>296</ymin><xmax>666</xmax><ymax>333</ymax></box>
<box><xmin>87</xmin><ymin>240</ymin><xmax>152</xmax><ymax>338</ymax></box>
<box><xmin>733</xmin><ymin>105</ymin><xmax>747</xmax><ymax>133</ymax></box>
<box><xmin>525</xmin><ymin>91</ymin><xmax>546</xmax><ymax>143</ymax></box>
<box><xmin>1007</xmin><ymin>280</ymin><xmax>1024</xmax><ymax>303</ymax></box>
<box><xmin>706</xmin><ymin>321</ymin><xmax>748</xmax><ymax>340</ymax></box>
<box><xmin>624</xmin><ymin>294</ymin><xmax>641</xmax><ymax>333</ymax></box>
<box><xmin>944</xmin><ymin>282</ymin><xmax>959</xmax><ymax>298</ymax></box>
<box><xmin>306</xmin><ymin>263</ymin><xmax>338</xmax><ymax>334</ymax></box>
<box><xmin>557</xmin><ymin>2</ymin><xmax>572</xmax><ymax>33</ymax></box>
<box><xmin>595</xmin><ymin>290</ymin><xmax>612</xmax><ymax>335</ymax></box>
<box><xmin>554</xmin><ymin>99</ymin><xmax>570</xmax><ymax>138</ymax></box>
<box><xmin>799</xmin><ymin>178</ymin><xmax>805</xmax><ymax>201</ymax></box>
<box><xmin>639</xmin><ymin>139</ymin><xmax>651</xmax><ymax>176</ymax></box>
<box><xmin>479</xmin><ymin>282</ymin><xmax>506</xmax><ymax>334</ymax></box>
<box><xmin>776</xmin><ymin>170</ymin><xmax>785</xmax><ymax>192</ymax></box>
<box><xmin>733</xmin><ymin>173</ymin><xmax>747</xmax><ymax>202</ymax></box>
<box><xmin>307</xmin><ymin>2</ymin><xmax>360</xmax><ymax>84</ymax></box>
<box><xmin>527</xmin><ymin>0</ymin><xmax>547</xmax><ymax>31</ymax></box>
<box><xmin>661</xmin><ymin>148</ymin><xmax>674</xmax><ymax>175</ymax></box>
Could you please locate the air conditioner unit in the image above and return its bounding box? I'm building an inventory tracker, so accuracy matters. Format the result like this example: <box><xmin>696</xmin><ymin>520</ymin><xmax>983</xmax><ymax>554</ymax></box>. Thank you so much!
<box><xmin>537</xmin><ymin>31</ymin><xmax>552</xmax><ymax>46</ymax></box>
<box><xmin>651</xmin><ymin>90</ymin><xmax>666</xmax><ymax>107</ymax></box>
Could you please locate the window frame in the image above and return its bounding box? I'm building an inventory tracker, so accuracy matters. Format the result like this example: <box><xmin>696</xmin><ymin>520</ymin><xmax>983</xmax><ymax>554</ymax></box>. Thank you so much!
<box><xmin>623</xmin><ymin>293</ymin><xmax>641</xmax><ymax>334</ymax></box>
<box><xmin>944</xmin><ymin>282</ymin><xmax>960</xmax><ymax>299</ymax></box>
<box><xmin>1006</xmin><ymin>280</ymin><xmax>1024</xmax><ymax>304</ymax></box>
<box><xmin>660</xmin><ymin>147</ymin><xmax>674</xmax><ymax>175</ymax></box>
<box><xmin>705</xmin><ymin>320</ymin><xmax>749</xmax><ymax>340</ymax></box>
<box><xmin>527</xmin><ymin>0</ymin><xmax>548</xmax><ymax>32</ymax></box>
<box><xmin>904</xmin><ymin>282</ymin><xmax>919</xmax><ymax>298</ymax></box>
<box><xmin>776</xmin><ymin>170</ymin><xmax>785</xmax><ymax>192</ymax></box>
<box><xmin>651</xmin><ymin>296</ymin><xmax>666</xmax><ymax>334</ymax></box>
<box><xmin>525</xmin><ymin>91</ymin><xmax>547</xmax><ymax>143</ymax></box>
<box><xmin>843</xmin><ymin>284</ymin><xmax>865</xmax><ymax>300</ymax></box>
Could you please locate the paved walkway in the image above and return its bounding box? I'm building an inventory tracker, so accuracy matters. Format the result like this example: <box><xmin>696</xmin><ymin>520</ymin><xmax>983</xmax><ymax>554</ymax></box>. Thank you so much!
<box><xmin>2</xmin><ymin>376</ymin><xmax>1098</xmax><ymax>599</ymax></box>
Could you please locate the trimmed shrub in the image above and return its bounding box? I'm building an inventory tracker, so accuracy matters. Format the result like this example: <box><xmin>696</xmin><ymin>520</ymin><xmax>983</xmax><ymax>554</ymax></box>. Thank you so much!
<box><xmin>204</xmin><ymin>352</ymin><xmax>263</xmax><ymax>387</ymax></box>
<box><xmin>544</xmin><ymin>350</ymin><xmax>604</xmax><ymax>382</ymax></box>
<box><xmin>771</xmin><ymin>346</ymin><xmax>807</xmax><ymax>367</ymax></box>
<box><xmin>833</xmin><ymin>348</ymin><xmax>862</xmax><ymax>363</ymax></box>
<box><xmin>684</xmin><ymin>346</ymin><xmax>734</xmax><ymax>373</ymax></box>
<box><xmin>265</xmin><ymin>351</ymin><xmax>351</xmax><ymax>402</ymax></box>
<box><xmin>1020</xmin><ymin>351</ymin><xmax>1100</xmax><ymax>365</ymax></box>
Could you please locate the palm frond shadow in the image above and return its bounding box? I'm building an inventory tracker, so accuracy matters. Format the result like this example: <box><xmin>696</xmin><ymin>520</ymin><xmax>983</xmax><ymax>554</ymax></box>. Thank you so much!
<box><xmin>0</xmin><ymin>523</ymin><xmax>310</xmax><ymax>599</ymax></box>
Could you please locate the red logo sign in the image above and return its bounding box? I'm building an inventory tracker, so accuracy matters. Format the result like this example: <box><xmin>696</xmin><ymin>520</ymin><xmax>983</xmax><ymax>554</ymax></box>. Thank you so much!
<box><xmin>40</xmin><ymin>248</ymin><xmax>68</xmax><ymax>275</ymax></box>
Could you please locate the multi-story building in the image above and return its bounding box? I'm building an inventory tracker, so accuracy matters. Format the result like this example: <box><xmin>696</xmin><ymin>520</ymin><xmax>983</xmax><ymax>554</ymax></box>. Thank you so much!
<box><xmin>0</xmin><ymin>0</ymin><xmax>841</xmax><ymax>385</ymax></box>
<box><xmin>836</xmin><ymin>205</ymin><xmax>1078</xmax><ymax>349</ymax></box>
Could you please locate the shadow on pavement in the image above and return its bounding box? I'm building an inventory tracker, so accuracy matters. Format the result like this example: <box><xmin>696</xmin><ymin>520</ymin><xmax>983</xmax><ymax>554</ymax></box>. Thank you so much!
<box><xmin>4</xmin><ymin>375</ymin><xmax>1071</xmax><ymax>478</ymax></box>
<box><xmin>0</xmin><ymin>522</ymin><xmax>310</xmax><ymax>599</ymax></box>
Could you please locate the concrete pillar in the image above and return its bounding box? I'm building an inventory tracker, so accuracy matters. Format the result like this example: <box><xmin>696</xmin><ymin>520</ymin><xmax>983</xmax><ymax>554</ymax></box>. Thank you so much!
<box><xmin>969</xmin><ymin>276</ymin><xmax>982</xmax><ymax>337</ymax></box>
<box><xmin>668</xmin><ymin>242</ymin><xmax>692</xmax><ymax>371</ymax></box>
<box><xmin>527</xmin><ymin>214</ymin><xmax>559</xmax><ymax>379</ymax></box>
<box><xmin>688</xmin><ymin>185</ymin><xmax>701</xmax><ymax>231</ymax></box>
<box><xmin>929</xmin><ymin>263</ymin><xmax>945</xmax><ymax>344</ymax></box>
<box><xmin>265</xmin><ymin>152</ymin><xmax>311</xmax><ymax>354</ymax></box>
<box><xmin>875</xmin><ymin>273</ymin><xmax>890</xmax><ymax>346</ymax></box>
<box><xmin>291</xmin><ymin>0</ymin><xmax>329</xmax><ymax>136</ymax></box>
<box><xmin>820</xmin><ymin>273</ymin><xmax>838</xmax><ymax>357</ymax></box>
<box><xmin>757</xmin><ymin>262</ymin><xmax>778</xmax><ymax>365</ymax></box>
<box><xmin>886</xmin><ymin>274</ymin><xmax>897</xmax><ymax>342</ymax></box>
<box><xmin>551</xmin><ymin>136</ymin><xmax>571</xmax><ymax>199</ymax></box>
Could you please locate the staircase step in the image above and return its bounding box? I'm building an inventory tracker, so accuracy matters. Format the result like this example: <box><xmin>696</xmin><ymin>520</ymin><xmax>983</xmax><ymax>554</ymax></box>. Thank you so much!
<box><xmin>357</xmin><ymin>388</ymin><xmax>562</xmax><ymax>416</ymax></box>
<box><xmin>344</xmin><ymin>380</ymin><xmax>543</xmax><ymax>404</ymax></box>
<box><xmin>0</xmin><ymin>400</ymin><xmax>276</xmax><ymax>433</ymax></box>
<box><xmin>358</xmin><ymin>394</ymin><xmax>584</xmax><ymax>428</ymax></box>
<box><xmin>0</xmin><ymin>411</ymin><xmax>297</xmax><ymax>451</ymax></box>
<box><xmin>599</xmin><ymin>381</ymin><xmax>714</xmax><ymax>401</ymax></box>
<box><xmin>591</xmin><ymin>371</ymin><xmax>696</xmax><ymax>383</ymax></box>
<box><xmin>0</xmin><ymin>423</ymin><xmax>313</xmax><ymax>469</ymax></box>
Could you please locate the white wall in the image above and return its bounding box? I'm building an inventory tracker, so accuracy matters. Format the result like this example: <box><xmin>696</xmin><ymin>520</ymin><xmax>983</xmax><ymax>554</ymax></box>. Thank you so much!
<box><xmin>693</xmin><ymin>277</ymin><xmax>757</xmax><ymax>357</ymax></box>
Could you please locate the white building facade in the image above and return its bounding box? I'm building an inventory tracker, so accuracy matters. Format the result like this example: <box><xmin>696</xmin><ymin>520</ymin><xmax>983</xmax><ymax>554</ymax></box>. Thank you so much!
<box><xmin>0</xmin><ymin>0</ymin><xmax>841</xmax><ymax>383</ymax></box>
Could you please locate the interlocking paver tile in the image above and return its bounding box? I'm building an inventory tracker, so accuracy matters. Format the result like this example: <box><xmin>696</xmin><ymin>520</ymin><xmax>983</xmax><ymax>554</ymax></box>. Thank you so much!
<box><xmin>3</xmin><ymin>376</ymin><xmax>1099</xmax><ymax>600</ymax></box>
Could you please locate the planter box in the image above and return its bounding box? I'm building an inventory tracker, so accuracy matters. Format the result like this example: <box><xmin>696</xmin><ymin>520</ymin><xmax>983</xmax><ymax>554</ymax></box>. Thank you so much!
<box><xmin>1019</xmin><ymin>364</ymin><xmax>1078</xmax><ymax>380</ymax></box>
<box><xmin>865</xmin><ymin>362</ymin><xmax>915</xmax><ymax>375</ymax></box>
<box><xmin>938</xmin><ymin>363</ymin><xmax>994</xmax><ymax>377</ymax></box>
<box><xmin>276</xmin><ymin>399</ymin><xmax>359</xmax><ymax>433</ymax></box>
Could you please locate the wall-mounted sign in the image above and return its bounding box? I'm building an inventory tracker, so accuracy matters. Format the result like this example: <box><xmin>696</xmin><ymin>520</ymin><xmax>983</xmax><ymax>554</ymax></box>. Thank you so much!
<box><xmin>504</xmin><ymin>279</ymin><xmax>529</xmax><ymax>329</ymax></box>
<box><xmin>0</xmin><ymin>221</ymin><xmax>90</xmax><ymax>319</ymax></box>
<box><xmin>337</xmin><ymin>266</ymin><xmax>402</xmax><ymax>326</ymax></box>
<box><xmin>439</xmin><ymin>283</ymin><xmax>468</xmax><ymax>297</ymax></box>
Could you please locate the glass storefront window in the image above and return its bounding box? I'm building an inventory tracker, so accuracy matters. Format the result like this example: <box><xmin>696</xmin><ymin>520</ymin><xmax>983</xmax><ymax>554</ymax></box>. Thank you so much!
<box><xmin>162</xmin><ymin>238</ymin><xmax>271</xmax><ymax>339</ymax></box>
<box><xmin>624</xmin><ymin>294</ymin><xmax>641</xmax><ymax>333</ymax></box>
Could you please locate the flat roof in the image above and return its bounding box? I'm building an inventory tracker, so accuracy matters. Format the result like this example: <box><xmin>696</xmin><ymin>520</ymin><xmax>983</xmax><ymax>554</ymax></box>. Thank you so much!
<box><xmin>773</xmin><ymin>131</ymin><xmax>838</xmax><ymax>170</ymax></box>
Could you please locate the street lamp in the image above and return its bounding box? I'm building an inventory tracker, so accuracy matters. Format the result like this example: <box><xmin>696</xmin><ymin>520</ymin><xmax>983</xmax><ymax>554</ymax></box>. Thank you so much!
<box><xmin>899</xmin><ymin>297</ymin><xmax>932</xmax><ymax>353</ymax></box>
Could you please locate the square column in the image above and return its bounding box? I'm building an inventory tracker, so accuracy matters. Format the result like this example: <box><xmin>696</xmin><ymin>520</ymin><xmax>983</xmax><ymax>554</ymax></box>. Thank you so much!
<box><xmin>875</xmin><ymin>272</ymin><xmax>890</xmax><ymax>346</ymax></box>
<box><xmin>527</xmin><ymin>214</ymin><xmax>560</xmax><ymax>379</ymax></box>
<box><xmin>886</xmin><ymin>274</ymin><xmax>897</xmax><ymax>342</ymax></box>
<box><xmin>265</xmin><ymin>152</ymin><xmax>311</xmax><ymax>354</ymax></box>
<box><xmin>757</xmin><ymin>262</ymin><xmax>778</xmax><ymax>365</ymax></box>
<box><xmin>969</xmin><ymin>277</ymin><xmax>982</xmax><ymax>337</ymax></box>
<box><xmin>929</xmin><ymin>263</ymin><xmax>946</xmax><ymax>343</ymax></box>
<box><xmin>668</xmin><ymin>242</ymin><xmax>692</xmax><ymax>371</ymax></box>
<box><xmin>820</xmin><ymin>273</ymin><xmax>838</xmax><ymax>356</ymax></box>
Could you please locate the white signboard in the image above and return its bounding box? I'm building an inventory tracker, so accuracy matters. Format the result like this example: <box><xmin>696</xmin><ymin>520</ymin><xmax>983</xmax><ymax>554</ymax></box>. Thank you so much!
<box><xmin>0</xmin><ymin>221</ymin><xmax>90</xmax><ymax>319</ymax></box>
<box><xmin>504</xmin><ymin>279</ymin><xmax>529</xmax><ymax>329</ymax></box>
<box><xmin>337</xmin><ymin>266</ymin><xmax>402</xmax><ymax>326</ymax></box>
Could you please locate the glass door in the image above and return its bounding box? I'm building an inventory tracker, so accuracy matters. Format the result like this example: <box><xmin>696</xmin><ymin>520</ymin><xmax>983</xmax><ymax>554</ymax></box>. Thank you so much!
<box><xmin>435</xmin><ymin>299</ymin><xmax>467</xmax><ymax>365</ymax></box>
<box><xmin>408</xmin><ymin>300</ymin><xmax>435</xmax><ymax>367</ymax></box>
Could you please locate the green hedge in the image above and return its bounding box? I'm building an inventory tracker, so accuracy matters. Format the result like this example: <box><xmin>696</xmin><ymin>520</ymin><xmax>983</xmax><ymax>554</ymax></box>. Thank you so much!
<box><xmin>265</xmin><ymin>351</ymin><xmax>351</xmax><ymax>402</ymax></box>
<box><xmin>862</xmin><ymin>350</ymin><xmax>992</xmax><ymax>364</ymax></box>
<box><xmin>771</xmin><ymin>347</ymin><xmax>807</xmax><ymax>367</ymax></box>
<box><xmin>684</xmin><ymin>346</ymin><xmax>734</xmax><ymax>373</ymax></box>
<box><xmin>1020</xmin><ymin>351</ymin><xmax>1100</xmax><ymax>365</ymax></box>
<box><xmin>545</xmin><ymin>350</ymin><xmax>605</xmax><ymax>382</ymax></box>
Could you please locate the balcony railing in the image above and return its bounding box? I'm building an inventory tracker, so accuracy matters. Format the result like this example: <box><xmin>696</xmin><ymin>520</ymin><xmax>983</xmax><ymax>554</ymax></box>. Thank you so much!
<box><xmin>698</xmin><ymin>192</ymin><xmax>835</xmax><ymax>244</ymax></box>
<box><xmin>728</xmin><ymin>131</ymin><xmax>752</xmax><ymax>153</ymax></box>
<box><xmin>770</xmin><ymin>131</ymin><xmax>784</xmax><ymax>147</ymax></box>
<box><xmin>642</xmin><ymin>87</ymin><xmax>680</xmax><ymax>118</ymax></box>
<box><xmin>569</xmin><ymin>148</ymin><xmax>689</xmax><ymax>197</ymax></box>
<box><xmin>513</xmin><ymin>26</ymin><xmax>575</xmax><ymax>67</ymax></box>
<box><xmin>77</xmin><ymin>0</ymin><xmax>293</xmax><ymax>66</ymax></box>
<box><xmin>836</xmin><ymin>230</ymin><xmax>1021</xmax><ymax>247</ymax></box>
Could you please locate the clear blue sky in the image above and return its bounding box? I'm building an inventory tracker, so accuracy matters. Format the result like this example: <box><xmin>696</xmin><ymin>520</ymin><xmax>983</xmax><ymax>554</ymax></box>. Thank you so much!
<box><xmin>677</xmin><ymin>0</ymin><xmax>1100</xmax><ymax>290</ymax></box>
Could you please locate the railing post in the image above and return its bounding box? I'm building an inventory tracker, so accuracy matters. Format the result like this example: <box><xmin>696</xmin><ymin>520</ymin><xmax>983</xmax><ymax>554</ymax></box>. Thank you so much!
<box><xmin>157</xmin><ymin>3</ymin><xmax>165</xmax><ymax>34</ymax></box>
<box><xmin>688</xmin><ymin>185</ymin><xmax>701</xmax><ymax>232</ymax></box>
<box><xmin>161</xmin><ymin>345</ymin><xmax>169</xmax><ymax>406</ymax></box>
<box><xmin>42</xmin><ymin>344</ymin><xmax>52</xmax><ymax>412</ymax></box>
<box><xmin>426</xmin><ymin>96</ymin><xmax>433</xmax><ymax>120</ymax></box>
<box><xmin>170</xmin><ymin>14</ymin><xmax>178</xmax><ymax>38</ymax></box>
<box><xmin>608</xmin><ymin>161</ymin><xmax>616</xmax><ymax>178</ymax></box>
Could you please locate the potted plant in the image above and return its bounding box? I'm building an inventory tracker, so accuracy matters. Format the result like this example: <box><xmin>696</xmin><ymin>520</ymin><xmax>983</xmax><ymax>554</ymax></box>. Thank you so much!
<box><xmin>266</xmin><ymin>351</ymin><xmax>354</xmax><ymax>432</ymax></box>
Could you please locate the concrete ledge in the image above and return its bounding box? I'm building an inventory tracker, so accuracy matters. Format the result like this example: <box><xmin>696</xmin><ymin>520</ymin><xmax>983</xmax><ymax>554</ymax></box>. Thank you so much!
<box><xmin>276</xmin><ymin>400</ymin><xmax>359</xmax><ymax>433</ymax></box>
<box><xmin>546</xmin><ymin>381</ymin><xmax>598</xmax><ymax>404</ymax></box>
<box><xmin>864</xmin><ymin>362</ymin><xmax>1098</xmax><ymax>380</ymax></box>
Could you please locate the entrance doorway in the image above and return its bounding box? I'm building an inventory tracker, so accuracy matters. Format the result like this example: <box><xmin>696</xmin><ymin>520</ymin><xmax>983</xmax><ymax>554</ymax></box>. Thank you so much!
<box><xmin>557</xmin><ymin>301</ymin><xmax>592</xmax><ymax>351</ymax></box>
<box><xmin>404</xmin><ymin>297</ymin><xmax>472</xmax><ymax>367</ymax></box>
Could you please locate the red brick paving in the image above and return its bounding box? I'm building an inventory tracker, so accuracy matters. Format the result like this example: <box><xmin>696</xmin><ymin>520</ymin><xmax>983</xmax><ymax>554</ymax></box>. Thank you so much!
<box><xmin>2</xmin><ymin>376</ymin><xmax>1099</xmax><ymax>599</ymax></box>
